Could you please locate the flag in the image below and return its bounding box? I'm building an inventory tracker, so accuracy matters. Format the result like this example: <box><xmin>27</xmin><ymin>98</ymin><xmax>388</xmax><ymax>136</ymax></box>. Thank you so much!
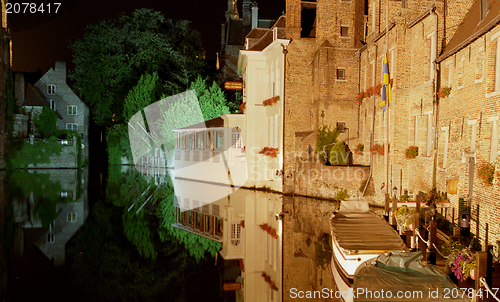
<box><xmin>381</xmin><ymin>52</ymin><xmax>391</xmax><ymax>111</ymax></box>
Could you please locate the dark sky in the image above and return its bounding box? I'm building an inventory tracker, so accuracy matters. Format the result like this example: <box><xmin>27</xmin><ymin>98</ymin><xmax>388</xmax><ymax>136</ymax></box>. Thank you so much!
<box><xmin>9</xmin><ymin>0</ymin><xmax>285</xmax><ymax>73</ymax></box>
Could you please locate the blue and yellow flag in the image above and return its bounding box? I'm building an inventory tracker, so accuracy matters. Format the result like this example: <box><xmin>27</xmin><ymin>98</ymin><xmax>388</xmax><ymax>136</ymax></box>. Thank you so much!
<box><xmin>381</xmin><ymin>52</ymin><xmax>391</xmax><ymax>111</ymax></box>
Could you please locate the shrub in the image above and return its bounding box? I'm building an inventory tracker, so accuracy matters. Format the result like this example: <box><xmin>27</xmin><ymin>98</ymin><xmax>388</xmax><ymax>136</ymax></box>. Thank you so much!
<box><xmin>329</xmin><ymin>142</ymin><xmax>349</xmax><ymax>165</ymax></box>
<box><xmin>317</xmin><ymin>125</ymin><xmax>341</xmax><ymax>164</ymax></box>
<box><xmin>334</xmin><ymin>188</ymin><xmax>350</xmax><ymax>201</ymax></box>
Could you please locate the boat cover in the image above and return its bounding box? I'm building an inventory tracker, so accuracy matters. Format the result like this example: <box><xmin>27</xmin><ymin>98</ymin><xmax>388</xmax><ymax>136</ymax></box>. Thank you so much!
<box><xmin>353</xmin><ymin>252</ymin><xmax>470</xmax><ymax>301</ymax></box>
<box><xmin>331</xmin><ymin>212</ymin><xmax>408</xmax><ymax>253</ymax></box>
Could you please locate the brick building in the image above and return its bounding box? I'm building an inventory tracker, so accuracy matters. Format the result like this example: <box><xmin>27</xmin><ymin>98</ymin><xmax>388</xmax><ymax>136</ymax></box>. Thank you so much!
<box><xmin>281</xmin><ymin>0</ymin><xmax>500</xmax><ymax>252</ymax></box>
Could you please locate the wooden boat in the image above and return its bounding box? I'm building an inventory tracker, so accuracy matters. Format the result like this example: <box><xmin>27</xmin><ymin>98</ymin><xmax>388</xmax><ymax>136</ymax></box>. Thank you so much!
<box><xmin>330</xmin><ymin>201</ymin><xmax>407</xmax><ymax>302</ymax></box>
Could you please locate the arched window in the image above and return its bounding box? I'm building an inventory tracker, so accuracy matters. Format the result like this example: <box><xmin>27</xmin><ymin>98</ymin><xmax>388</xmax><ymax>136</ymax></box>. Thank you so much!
<box><xmin>232</xmin><ymin>127</ymin><xmax>243</xmax><ymax>149</ymax></box>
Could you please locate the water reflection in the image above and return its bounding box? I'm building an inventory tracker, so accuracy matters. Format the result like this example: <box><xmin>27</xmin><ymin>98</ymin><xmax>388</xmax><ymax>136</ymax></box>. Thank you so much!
<box><xmin>7</xmin><ymin>168</ymin><xmax>88</xmax><ymax>266</ymax></box>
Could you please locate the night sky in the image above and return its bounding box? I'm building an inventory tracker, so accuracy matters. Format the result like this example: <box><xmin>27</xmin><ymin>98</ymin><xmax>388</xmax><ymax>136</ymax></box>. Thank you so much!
<box><xmin>8</xmin><ymin>0</ymin><xmax>285</xmax><ymax>73</ymax></box>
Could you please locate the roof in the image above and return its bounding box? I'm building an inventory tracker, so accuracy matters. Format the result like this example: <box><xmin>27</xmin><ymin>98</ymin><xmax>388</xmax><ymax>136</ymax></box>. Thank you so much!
<box><xmin>437</xmin><ymin>0</ymin><xmax>500</xmax><ymax>62</ymax></box>
<box><xmin>173</xmin><ymin>116</ymin><xmax>225</xmax><ymax>131</ymax></box>
<box><xmin>331</xmin><ymin>212</ymin><xmax>408</xmax><ymax>253</ymax></box>
<box><xmin>23</xmin><ymin>83</ymin><xmax>46</xmax><ymax>106</ymax></box>
<box><xmin>246</xmin><ymin>15</ymin><xmax>287</xmax><ymax>51</ymax></box>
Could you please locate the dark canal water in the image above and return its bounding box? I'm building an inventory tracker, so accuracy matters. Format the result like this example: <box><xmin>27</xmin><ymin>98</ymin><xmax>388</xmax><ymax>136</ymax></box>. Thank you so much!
<box><xmin>2</xmin><ymin>161</ymin><xmax>223</xmax><ymax>302</ymax></box>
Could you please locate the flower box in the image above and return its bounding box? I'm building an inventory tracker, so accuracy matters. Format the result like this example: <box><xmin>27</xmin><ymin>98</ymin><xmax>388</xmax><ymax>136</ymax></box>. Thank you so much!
<box><xmin>259</xmin><ymin>147</ymin><xmax>278</xmax><ymax>158</ymax></box>
<box><xmin>263</xmin><ymin>95</ymin><xmax>279</xmax><ymax>106</ymax></box>
<box><xmin>259</xmin><ymin>223</ymin><xmax>278</xmax><ymax>239</ymax></box>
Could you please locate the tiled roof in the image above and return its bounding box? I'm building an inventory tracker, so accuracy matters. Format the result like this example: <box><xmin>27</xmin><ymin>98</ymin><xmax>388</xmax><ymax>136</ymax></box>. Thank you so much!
<box><xmin>246</xmin><ymin>15</ymin><xmax>287</xmax><ymax>51</ymax></box>
<box><xmin>437</xmin><ymin>0</ymin><xmax>500</xmax><ymax>62</ymax></box>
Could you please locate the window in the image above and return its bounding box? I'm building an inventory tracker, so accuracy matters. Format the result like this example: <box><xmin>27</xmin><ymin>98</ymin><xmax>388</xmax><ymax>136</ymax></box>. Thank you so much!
<box><xmin>426</xmin><ymin>113</ymin><xmax>433</xmax><ymax>156</ymax></box>
<box><xmin>67</xmin><ymin>105</ymin><xmax>77</xmax><ymax>115</ymax></box>
<box><xmin>447</xmin><ymin>178</ymin><xmax>458</xmax><ymax>194</ymax></box>
<box><xmin>215</xmin><ymin>131</ymin><xmax>223</xmax><ymax>150</ymax></box>
<box><xmin>476</xmin><ymin>47</ymin><xmax>484</xmax><ymax>82</ymax></box>
<box><xmin>494</xmin><ymin>37</ymin><xmax>500</xmax><ymax>92</ymax></box>
<box><xmin>300</xmin><ymin>5</ymin><xmax>316</xmax><ymax>38</ymax></box>
<box><xmin>489</xmin><ymin>117</ymin><xmax>498</xmax><ymax>163</ymax></box>
<box><xmin>232</xmin><ymin>128</ymin><xmax>243</xmax><ymax>149</ymax></box>
<box><xmin>337</xmin><ymin>68</ymin><xmax>346</xmax><ymax>80</ymax></box>
<box><xmin>47</xmin><ymin>233</ymin><xmax>55</xmax><ymax>243</ymax></box>
<box><xmin>231</xmin><ymin>223</ymin><xmax>241</xmax><ymax>246</ymax></box>
<box><xmin>47</xmin><ymin>85</ymin><xmax>56</xmax><ymax>95</ymax></box>
<box><xmin>468</xmin><ymin>120</ymin><xmax>478</xmax><ymax>153</ymax></box>
<box><xmin>49</xmin><ymin>99</ymin><xmax>56</xmax><ymax>110</ymax></box>
<box><xmin>67</xmin><ymin>212</ymin><xmax>77</xmax><ymax>222</ymax></box>
<box><xmin>414</xmin><ymin>116</ymin><xmax>419</xmax><ymax>145</ymax></box>
<box><xmin>337</xmin><ymin>122</ymin><xmax>346</xmax><ymax>133</ymax></box>
<box><xmin>340</xmin><ymin>25</ymin><xmax>349</xmax><ymax>37</ymax></box>
<box><xmin>66</xmin><ymin>123</ymin><xmax>78</xmax><ymax>131</ymax></box>
<box><xmin>440</xmin><ymin>126</ymin><xmax>449</xmax><ymax>168</ymax></box>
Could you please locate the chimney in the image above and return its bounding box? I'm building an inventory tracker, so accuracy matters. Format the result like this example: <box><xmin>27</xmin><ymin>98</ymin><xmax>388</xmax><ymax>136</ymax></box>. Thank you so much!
<box><xmin>55</xmin><ymin>61</ymin><xmax>66</xmax><ymax>79</ymax></box>
<box><xmin>243</xmin><ymin>0</ymin><xmax>251</xmax><ymax>26</ymax></box>
<box><xmin>251</xmin><ymin>2</ymin><xmax>259</xmax><ymax>29</ymax></box>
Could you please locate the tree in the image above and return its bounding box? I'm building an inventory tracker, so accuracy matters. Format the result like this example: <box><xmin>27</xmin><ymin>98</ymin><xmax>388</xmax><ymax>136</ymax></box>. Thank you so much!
<box><xmin>70</xmin><ymin>8</ymin><xmax>205</xmax><ymax>126</ymax></box>
<box><xmin>188</xmin><ymin>76</ymin><xmax>231</xmax><ymax>121</ymax></box>
<box><xmin>34</xmin><ymin>106</ymin><xmax>58</xmax><ymax>138</ymax></box>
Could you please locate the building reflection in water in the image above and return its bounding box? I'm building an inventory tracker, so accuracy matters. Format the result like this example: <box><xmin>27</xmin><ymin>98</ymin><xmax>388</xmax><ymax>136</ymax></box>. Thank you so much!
<box><xmin>171</xmin><ymin>177</ymin><xmax>283</xmax><ymax>302</ymax></box>
<box><xmin>9</xmin><ymin>168</ymin><xmax>89</xmax><ymax>266</ymax></box>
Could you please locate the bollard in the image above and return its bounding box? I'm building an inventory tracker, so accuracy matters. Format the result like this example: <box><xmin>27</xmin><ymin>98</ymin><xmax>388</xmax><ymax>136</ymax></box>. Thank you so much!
<box><xmin>385</xmin><ymin>193</ymin><xmax>390</xmax><ymax>221</ymax></box>
<box><xmin>427</xmin><ymin>221</ymin><xmax>437</xmax><ymax>265</ymax></box>
<box><xmin>475</xmin><ymin>251</ymin><xmax>488</xmax><ymax>302</ymax></box>
<box><xmin>392</xmin><ymin>196</ymin><xmax>398</xmax><ymax>227</ymax></box>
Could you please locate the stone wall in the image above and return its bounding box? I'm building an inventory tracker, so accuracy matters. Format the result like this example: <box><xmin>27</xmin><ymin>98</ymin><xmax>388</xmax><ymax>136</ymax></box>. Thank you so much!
<box><xmin>25</xmin><ymin>138</ymin><xmax>79</xmax><ymax>169</ymax></box>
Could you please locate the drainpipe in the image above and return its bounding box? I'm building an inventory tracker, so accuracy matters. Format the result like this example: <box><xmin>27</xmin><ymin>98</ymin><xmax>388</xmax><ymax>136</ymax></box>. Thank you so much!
<box><xmin>431</xmin><ymin>6</ymin><xmax>439</xmax><ymax>187</ymax></box>
<box><xmin>363</xmin><ymin>45</ymin><xmax>378</xmax><ymax>196</ymax></box>
<box><xmin>281</xmin><ymin>42</ymin><xmax>289</xmax><ymax>191</ymax></box>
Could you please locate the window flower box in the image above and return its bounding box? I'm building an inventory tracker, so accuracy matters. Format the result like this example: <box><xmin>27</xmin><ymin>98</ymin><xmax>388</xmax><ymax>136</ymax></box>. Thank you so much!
<box><xmin>370</xmin><ymin>143</ymin><xmax>384</xmax><ymax>155</ymax></box>
<box><xmin>354</xmin><ymin>143</ymin><xmax>364</xmax><ymax>154</ymax></box>
<box><xmin>263</xmin><ymin>95</ymin><xmax>279</xmax><ymax>106</ymax></box>
<box><xmin>478</xmin><ymin>162</ymin><xmax>494</xmax><ymax>186</ymax></box>
<box><xmin>259</xmin><ymin>223</ymin><xmax>278</xmax><ymax>239</ymax></box>
<box><xmin>404</xmin><ymin>146</ymin><xmax>418</xmax><ymax>159</ymax></box>
<box><xmin>261</xmin><ymin>272</ymin><xmax>278</xmax><ymax>291</ymax></box>
<box><xmin>438</xmin><ymin>86</ymin><xmax>452</xmax><ymax>99</ymax></box>
<box><xmin>259</xmin><ymin>147</ymin><xmax>278</xmax><ymax>158</ymax></box>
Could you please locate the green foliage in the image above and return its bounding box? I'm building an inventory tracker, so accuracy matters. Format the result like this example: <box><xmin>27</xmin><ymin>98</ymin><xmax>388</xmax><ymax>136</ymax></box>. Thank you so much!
<box><xmin>70</xmin><ymin>8</ymin><xmax>205</xmax><ymax>126</ymax></box>
<box><xmin>6</xmin><ymin>170</ymin><xmax>67</xmax><ymax>227</ymax></box>
<box><xmin>189</xmin><ymin>76</ymin><xmax>230</xmax><ymax>121</ymax></box>
<box><xmin>34</xmin><ymin>106</ymin><xmax>59</xmax><ymax>138</ymax></box>
<box><xmin>122</xmin><ymin>210</ymin><xmax>157</xmax><ymax>260</ymax></box>
<box><xmin>69</xmin><ymin>200</ymin><xmax>190</xmax><ymax>301</ymax></box>
<box><xmin>123</xmin><ymin>72</ymin><xmax>161</xmax><ymax>123</ymax></box>
<box><xmin>316</xmin><ymin>125</ymin><xmax>341</xmax><ymax>163</ymax></box>
<box><xmin>156</xmin><ymin>183</ymin><xmax>222</xmax><ymax>262</ymax></box>
<box><xmin>329</xmin><ymin>142</ymin><xmax>349</xmax><ymax>165</ymax></box>
<box><xmin>334</xmin><ymin>188</ymin><xmax>350</xmax><ymax>201</ymax></box>
<box><xmin>107</xmin><ymin>124</ymin><xmax>133</xmax><ymax>165</ymax></box>
<box><xmin>399</xmin><ymin>194</ymin><xmax>410</xmax><ymax>203</ymax></box>
<box><xmin>7</xmin><ymin>136</ymin><xmax>64</xmax><ymax>168</ymax></box>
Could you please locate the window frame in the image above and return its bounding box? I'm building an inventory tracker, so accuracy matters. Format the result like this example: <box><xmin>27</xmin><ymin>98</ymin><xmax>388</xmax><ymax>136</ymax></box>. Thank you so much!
<box><xmin>66</xmin><ymin>123</ymin><xmax>78</xmax><ymax>131</ymax></box>
<box><xmin>47</xmin><ymin>85</ymin><xmax>56</xmax><ymax>95</ymax></box>
<box><xmin>67</xmin><ymin>105</ymin><xmax>77</xmax><ymax>115</ymax></box>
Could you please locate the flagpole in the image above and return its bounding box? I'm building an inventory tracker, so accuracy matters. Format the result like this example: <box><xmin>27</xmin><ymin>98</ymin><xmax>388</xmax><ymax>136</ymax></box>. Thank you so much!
<box><xmin>385</xmin><ymin>0</ymin><xmax>389</xmax><ymax>197</ymax></box>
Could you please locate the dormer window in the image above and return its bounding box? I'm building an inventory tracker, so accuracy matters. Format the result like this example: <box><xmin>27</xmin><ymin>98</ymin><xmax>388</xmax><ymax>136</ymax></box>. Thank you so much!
<box><xmin>47</xmin><ymin>85</ymin><xmax>56</xmax><ymax>95</ymax></box>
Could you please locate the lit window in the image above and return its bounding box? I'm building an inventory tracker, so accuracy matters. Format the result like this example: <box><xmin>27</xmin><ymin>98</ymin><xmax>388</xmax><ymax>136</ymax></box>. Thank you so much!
<box><xmin>67</xmin><ymin>212</ymin><xmax>77</xmax><ymax>222</ymax></box>
<box><xmin>67</xmin><ymin>105</ymin><xmax>77</xmax><ymax>115</ymax></box>
<box><xmin>66</xmin><ymin>123</ymin><xmax>78</xmax><ymax>131</ymax></box>
<box><xmin>47</xmin><ymin>85</ymin><xmax>56</xmax><ymax>95</ymax></box>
